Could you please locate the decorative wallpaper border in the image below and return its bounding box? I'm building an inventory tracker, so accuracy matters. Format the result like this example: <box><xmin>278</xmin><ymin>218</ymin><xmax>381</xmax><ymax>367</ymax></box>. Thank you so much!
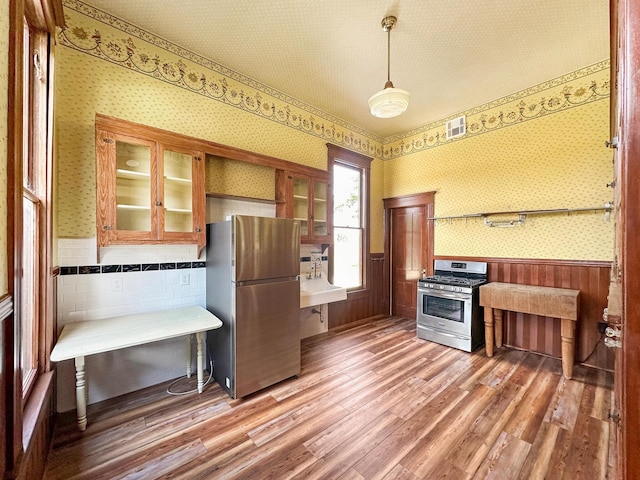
<box><xmin>59</xmin><ymin>0</ymin><xmax>384</xmax><ymax>159</ymax></box>
<box><xmin>59</xmin><ymin>0</ymin><xmax>609</xmax><ymax>162</ymax></box>
<box><xmin>382</xmin><ymin>61</ymin><xmax>610</xmax><ymax>160</ymax></box>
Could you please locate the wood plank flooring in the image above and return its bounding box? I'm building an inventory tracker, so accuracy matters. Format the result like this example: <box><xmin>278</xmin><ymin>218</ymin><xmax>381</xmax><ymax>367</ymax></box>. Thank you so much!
<box><xmin>43</xmin><ymin>316</ymin><xmax>616</xmax><ymax>479</ymax></box>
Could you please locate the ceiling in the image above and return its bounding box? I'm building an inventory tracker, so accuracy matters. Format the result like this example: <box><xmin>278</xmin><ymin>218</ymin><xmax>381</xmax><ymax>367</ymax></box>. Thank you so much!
<box><xmin>81</xmin><ymin>0</ymin><xmax>610</xmax><ymax>139</ymax></box>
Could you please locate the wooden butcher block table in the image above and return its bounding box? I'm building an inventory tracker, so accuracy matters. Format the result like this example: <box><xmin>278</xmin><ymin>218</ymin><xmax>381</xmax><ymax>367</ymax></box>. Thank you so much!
<box><xmin>479</xmin><ymin>282</ymin><xmax>580</xmax><ymax>378</ymax></box>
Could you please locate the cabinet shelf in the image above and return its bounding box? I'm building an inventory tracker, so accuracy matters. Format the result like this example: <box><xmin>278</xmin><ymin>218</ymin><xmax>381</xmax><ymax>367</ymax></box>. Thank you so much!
<box><xmin>165</xmin><ymin>175</ymin><xmax>192</xmax><ymax>184</ymax></box>
<box><xmin>165</xmin><ymin>208</ymin><xmax>193</xmax><ymax>214</ymax></box>
<box><xmin>116</xmin><ymin>169</ymin><xmax>150</xmax><ymax>179</ymax></box>
<box><xmin>117</xmin><ymin>204</ymin><xmax>151</xmax><ymax>210</ymax></box>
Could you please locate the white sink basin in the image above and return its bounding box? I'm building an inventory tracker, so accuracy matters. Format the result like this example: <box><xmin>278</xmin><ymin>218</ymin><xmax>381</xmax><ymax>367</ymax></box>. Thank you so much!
<box><xmin>300</xmin><ymin>276</ymin><xmax>347</xmax><ymax>308</ymax></box>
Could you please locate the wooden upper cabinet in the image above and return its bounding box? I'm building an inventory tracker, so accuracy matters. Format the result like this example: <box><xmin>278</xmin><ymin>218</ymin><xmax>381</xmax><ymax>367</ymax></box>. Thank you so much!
<box><xmin>95</xmin><ymin>115</ymin><xmax>206</xmax><ymax>250</ymax></box>
<box><xmin>276</xmin><ymin>169</ymin><xmax>332</xmax><ymax>244</ymax></box>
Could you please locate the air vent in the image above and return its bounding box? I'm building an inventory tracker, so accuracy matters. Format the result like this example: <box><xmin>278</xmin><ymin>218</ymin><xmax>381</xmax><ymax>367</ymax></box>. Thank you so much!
<box><xmin>446</xmin><ymin>116</ymin><xmax>466</xmax><ymax>139</ymax></box>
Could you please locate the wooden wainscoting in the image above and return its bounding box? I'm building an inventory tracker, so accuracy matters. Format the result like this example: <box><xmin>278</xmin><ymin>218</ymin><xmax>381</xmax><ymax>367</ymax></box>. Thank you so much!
<box><xmin>328</xmin><ymin>253</ymin><xmax>386</xmax><ymax>329</ymax></box>
<box><xmin>443</xmin><ymin>257</ymin><xmax>613</xmax><ymax>371</ymax></box>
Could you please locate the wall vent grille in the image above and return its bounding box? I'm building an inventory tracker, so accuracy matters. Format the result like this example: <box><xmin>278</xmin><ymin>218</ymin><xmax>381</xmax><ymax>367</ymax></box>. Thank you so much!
<box><xmin>446</xmin><ymin>116</ymin><xmax>466</xmax><ymax>139</ymax></box>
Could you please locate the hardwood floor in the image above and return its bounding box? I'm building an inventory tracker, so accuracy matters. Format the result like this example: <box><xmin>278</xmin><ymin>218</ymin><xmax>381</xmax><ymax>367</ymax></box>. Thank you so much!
<box><xmin>44</xmin><ymin>316</ymin><xmax>615</xmax><ymax>480</ymax></box>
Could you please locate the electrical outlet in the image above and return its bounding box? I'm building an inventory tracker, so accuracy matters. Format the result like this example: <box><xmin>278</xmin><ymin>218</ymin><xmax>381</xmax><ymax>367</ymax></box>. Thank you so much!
<box><xmin>180</xmin><ymin>272</ymin><xmax>190</xmax><ymax>286</ymax></box>
<box><xmin>111</xmin><ymin>277</ymin><xmax>123</xmax><ymax>292</ymax></box>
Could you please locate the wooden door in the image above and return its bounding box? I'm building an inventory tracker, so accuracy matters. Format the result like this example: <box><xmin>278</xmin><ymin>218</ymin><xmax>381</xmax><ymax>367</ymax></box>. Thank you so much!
<box><xmin>611</xmin><ymin>0</ymin><xmax>640</xmax><ymax>477</ymax></box>
<box><xmin>384</xmin><ymin>193</ymin><xmax>434</xmax><ymax>319</ymax></box>
<box><xmin>391</xmin><ymin>207</ymin><xmax>426</xmax><ymax>317</ymax></box>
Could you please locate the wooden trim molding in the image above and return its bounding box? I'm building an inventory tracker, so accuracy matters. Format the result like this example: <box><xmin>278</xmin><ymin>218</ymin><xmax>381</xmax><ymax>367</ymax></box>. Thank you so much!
<box><xmin>96</xmin><ymin>114</ymin><xmax>329</xmax><ymax>180</ymax></box>
<box><xmin>436</xmin><ymin>255</ymin><xmax>611</xmax><ymax>269</ymax></box>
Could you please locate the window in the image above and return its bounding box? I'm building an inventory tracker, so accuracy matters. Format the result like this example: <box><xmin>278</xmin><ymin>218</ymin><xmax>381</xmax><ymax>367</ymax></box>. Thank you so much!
<box><xmin>18</xmin><ymin>8</ymin><xmax>58</xmax><ymax>402</ymax></box>
<box><xmin>327</xmin><ymin>145</ymin><xmax>371</xmax><ymax>291</ymax></box>
<box><xmin>333</xmin><ymin>163</ymin><xmax>363</xmax><ymax>288</ymax></box>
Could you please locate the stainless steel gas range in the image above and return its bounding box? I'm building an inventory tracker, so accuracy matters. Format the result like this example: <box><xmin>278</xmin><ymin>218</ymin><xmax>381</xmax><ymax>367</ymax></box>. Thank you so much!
<box><xmin>416</xmin><ymin>260</ymin><xmax>488</xmax><ymax>352</ymax></box>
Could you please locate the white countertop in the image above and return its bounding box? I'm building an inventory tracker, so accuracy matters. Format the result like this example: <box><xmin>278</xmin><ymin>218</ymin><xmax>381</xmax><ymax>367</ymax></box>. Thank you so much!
<box><xmin>51</xmin><ymin>305</ymin><xmax>222</xmax><ymax>361</ymax></box>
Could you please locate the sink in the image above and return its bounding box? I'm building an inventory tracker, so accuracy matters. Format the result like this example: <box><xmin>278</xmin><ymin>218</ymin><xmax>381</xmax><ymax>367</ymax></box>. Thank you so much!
<box><xmin>300</xmin><ymin>275</ymin><xmax>347</xmax><ymax>308</ymax></box>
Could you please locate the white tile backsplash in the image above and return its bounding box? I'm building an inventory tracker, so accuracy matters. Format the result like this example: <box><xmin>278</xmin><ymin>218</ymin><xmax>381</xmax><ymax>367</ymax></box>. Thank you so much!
<box><xmin>55</xmin><ymin>266</ymin><xmax>206</xmax><ymax>412</ymax></box>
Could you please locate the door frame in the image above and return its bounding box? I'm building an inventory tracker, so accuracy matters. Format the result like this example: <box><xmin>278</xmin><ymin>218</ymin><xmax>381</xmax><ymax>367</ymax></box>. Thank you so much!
<box><xmin>383</xmin><ymin>192</ymin><xmax>435</xmax><ymax>315</ymax></box>
<box><xmin>617</xmin><ymin>0</ymin><xmax>640</xmax><ymax>476</ymax></box>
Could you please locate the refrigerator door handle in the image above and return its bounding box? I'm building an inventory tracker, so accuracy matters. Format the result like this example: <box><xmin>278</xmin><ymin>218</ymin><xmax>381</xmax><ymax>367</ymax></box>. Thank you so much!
<box><xmin>236</xmin><ymin>276</ymin><xmax>299</xmax><ymax>287</ymax></box>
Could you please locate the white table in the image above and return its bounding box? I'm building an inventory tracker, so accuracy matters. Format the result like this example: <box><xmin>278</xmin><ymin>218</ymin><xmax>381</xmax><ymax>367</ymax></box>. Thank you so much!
<box><xmin>50</xmin><ymin>305</ymin><xmax>222</xmax><ymax>431</ymax></box>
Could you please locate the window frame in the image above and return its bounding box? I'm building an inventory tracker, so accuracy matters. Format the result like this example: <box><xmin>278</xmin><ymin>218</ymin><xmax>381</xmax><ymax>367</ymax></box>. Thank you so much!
<box><xmin>327</xmin><ymin>144</ymin><xmax>371</xmax><ymax>294</ymax></box>
<box><xmin>6</xmin><ymin>0</ymin><xmax>63</xmax><ymax>471</ymax></box>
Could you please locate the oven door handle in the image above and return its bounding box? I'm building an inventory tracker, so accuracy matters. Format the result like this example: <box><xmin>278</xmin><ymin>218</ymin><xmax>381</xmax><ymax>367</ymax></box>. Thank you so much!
<box><xmin>418</xmin><ymin>289</ymin><xmax>472</xmax><ymax>301</ymax></box>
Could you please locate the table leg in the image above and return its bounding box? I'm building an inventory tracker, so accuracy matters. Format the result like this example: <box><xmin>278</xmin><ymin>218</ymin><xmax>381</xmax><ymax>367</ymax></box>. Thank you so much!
<box><xmin>484</xmin><ymin>307</ymin><xmax>494</xmax><ymax>357</ymax></box>
<box><xmin>561</xmin><ymin>318</ymin><xmax>576</xmax><ymax>379</ymax></box>
<box><xmin>494</xmin><ymin>308</ymin><xmax>503</xmax><ymax>348</ymax></box>
<box><xmin>74</xmin><ymin>356</ymin><xmax>88</xmax><ymax>431</ymax></box>
<box><xmin>196</xmin><ymin>331</ymin><xmax>204</xmax><ymax>393</ymax></box>
<box><xmin>186</xmin><ymin>333</ymin><xmax>192</xmax><ymax>378</ymax></box>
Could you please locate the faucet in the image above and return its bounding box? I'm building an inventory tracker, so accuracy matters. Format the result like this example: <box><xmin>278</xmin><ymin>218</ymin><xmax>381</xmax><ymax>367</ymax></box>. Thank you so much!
<box><xmin>313</xmin><ymin>257</ymin><xmax>322</xmax><ymax>278</ymax></box>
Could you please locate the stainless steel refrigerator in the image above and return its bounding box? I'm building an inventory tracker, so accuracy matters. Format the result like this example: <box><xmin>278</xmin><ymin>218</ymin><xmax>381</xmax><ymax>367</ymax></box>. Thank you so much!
<box><xmin>205</xmin><ymin>215</ymin><xmax>301</xmax><ymax>398</ymax></box>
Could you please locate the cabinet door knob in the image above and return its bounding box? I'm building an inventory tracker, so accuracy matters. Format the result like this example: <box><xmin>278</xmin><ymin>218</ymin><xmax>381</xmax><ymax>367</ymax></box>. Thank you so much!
<box><xmin>156</xmin><ymin>201</ymin><xmax>163</xmax><ymax>206</ymax></box>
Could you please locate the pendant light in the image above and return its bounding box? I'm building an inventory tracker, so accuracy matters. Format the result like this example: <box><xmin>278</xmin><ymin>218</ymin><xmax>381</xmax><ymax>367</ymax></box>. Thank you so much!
<box><xmin>368</xmin><ymin>16</ymin><xmax>410</xmax><ymax>118</ymax></box>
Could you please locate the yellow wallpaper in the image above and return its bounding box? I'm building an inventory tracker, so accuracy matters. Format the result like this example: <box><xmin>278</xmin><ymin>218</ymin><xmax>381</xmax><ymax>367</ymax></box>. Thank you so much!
<box><xmin>0</xmin><ymin>0</ymin><xmax>9</xmax><ymax>295</ymax></box>
<box><xmin>205</xmin><ymin>155</ymin><xmax>274</xmax><ymax>200</ymax></box>
<box><xmin>56</xmin><ymin>4</ymin><xmax>382</xmax><ymax>237</ymax></box>
<box><xmin>383</xmin><ymin>73</ymin><xmax>613</xmax><ymax>260</ymax></box>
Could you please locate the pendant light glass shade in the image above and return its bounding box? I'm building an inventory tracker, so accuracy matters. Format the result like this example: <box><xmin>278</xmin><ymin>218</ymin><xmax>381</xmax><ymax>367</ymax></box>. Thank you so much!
<box><xmin>369</xmin><ymin>16</ymin><xmax>409</xmax><ymax>118</ymax></box>
<box><xmin>368</xmin><ymin>82</ymin><xmax>410</xmax><ymax>118</ymax></box>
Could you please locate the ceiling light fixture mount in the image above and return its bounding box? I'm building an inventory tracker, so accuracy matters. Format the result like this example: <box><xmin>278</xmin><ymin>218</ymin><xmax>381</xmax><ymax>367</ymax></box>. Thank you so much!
<box><xmin>368</xmin><ymin>15</ymin><xmax>410</xmax><ymax>118</ymax></box>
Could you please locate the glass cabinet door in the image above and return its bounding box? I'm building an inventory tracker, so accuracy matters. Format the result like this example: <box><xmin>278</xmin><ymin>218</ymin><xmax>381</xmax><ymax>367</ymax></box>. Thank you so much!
<box><xmin>293</xmin><ymin>176</ymin><xmax>309</xmax><ymax>236</ymax></box>
<box><xmin>313</xmin><ymin>179</ymin><xmax>328</xmax><ymax>237</ymax></box>
<box><xmin>114</xmin><ymin>137</ymin><xmax>154</xmax><ymax>234</ymax></box>
<box><xmin>96</xmin><ymin>116</ymin><xmax>206</xmax><ymax>250</ymax></box>
<box><xmin>162</xmin><ymin>148</ymin><xmax>193</xmax><ymax>233</ymax></box>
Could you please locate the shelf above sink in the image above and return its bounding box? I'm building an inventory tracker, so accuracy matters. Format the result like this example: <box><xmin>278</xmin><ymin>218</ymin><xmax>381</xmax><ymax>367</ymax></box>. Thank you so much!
<box><xmin>300</xmin><ymin>276</ymin><xmax>347</xmax><ymax>308</ymax></box>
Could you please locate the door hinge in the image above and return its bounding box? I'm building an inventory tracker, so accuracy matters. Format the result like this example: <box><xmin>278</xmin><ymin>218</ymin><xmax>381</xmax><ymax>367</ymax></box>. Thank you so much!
<box><xmin>103</xmin><ymin>138</ymin><xmax>115</xmax><ymax>144</ymax></box>
<box><xmin>608</xmin><ymin>411</ymin><xmax>621</xmax><ymax>425</ymax></box>
<box><xmin>102</xmin><ymin>225</ymin><xmax>113</xmax><ymax>230</ymax></box>
<box><xmin>605</xmin><ymin>136</ymin><xmax>618</xmax><ymax>149</ymax></box>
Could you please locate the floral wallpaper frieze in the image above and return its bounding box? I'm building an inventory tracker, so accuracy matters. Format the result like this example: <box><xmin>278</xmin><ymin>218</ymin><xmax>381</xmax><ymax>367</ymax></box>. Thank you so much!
<box><xmin>383</xmin><ymin>61</ymin><xmax>610</xmax><ymax>160</ymax></box>
<box><xmin>60</xmin><ymin>0</ymin><xmax>384</xmax><ymax>159</ymax></box>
